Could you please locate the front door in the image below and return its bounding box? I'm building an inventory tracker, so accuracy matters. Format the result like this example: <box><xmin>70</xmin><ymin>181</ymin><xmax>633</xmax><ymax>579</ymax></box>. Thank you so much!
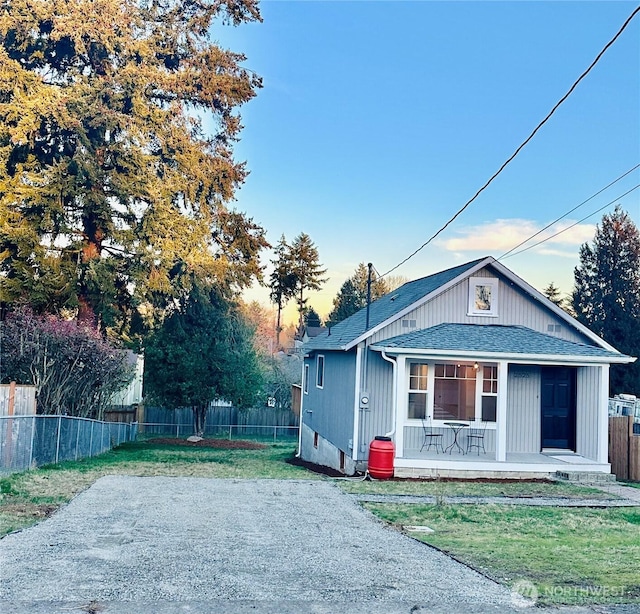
<box><xmin>541</xmin><ymin>367</ymin><xmax>576</xmax><ymax>450</ymax></box>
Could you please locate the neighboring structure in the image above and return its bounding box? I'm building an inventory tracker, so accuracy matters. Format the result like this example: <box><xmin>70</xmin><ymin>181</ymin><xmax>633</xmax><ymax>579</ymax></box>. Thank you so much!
<box><xmin>300</xmin><ymin>257</ymin><xmax>635</xmax><ymax>478</ymax></box>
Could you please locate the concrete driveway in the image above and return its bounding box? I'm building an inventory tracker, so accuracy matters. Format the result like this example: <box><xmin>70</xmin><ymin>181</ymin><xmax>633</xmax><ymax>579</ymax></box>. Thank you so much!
<box><xmin>0</xmin><ymin>476</ymin><xmax>530</xmax><ymax>613</ymax></box>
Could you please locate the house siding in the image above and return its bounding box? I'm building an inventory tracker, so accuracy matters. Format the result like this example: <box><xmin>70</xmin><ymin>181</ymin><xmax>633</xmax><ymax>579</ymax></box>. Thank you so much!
<box><xmin>506</xmin><ymin>365</ymin><xmax>541</xmax><ymax>453</ymax></box>
<box><xmin>359</xmin><ymin>349</ymin><xmax>394</xmax><ymax>458</ymax></box>
<box><xmin>303</xmin><ymin>350</ymin><xmax>356</xmax><ymax>455</ymax></box>
<box><xmin>576</xmin><ymin>366</ymin><xmax>601</xmax><ymax>460</ymax></box>
<box><xmin>369</xmin><ymin>265</ymin><xmax>591</xmax><ymax>346</ymax></box>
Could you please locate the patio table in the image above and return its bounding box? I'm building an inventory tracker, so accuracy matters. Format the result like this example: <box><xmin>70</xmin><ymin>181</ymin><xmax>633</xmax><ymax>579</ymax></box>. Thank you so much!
<box><xmin>443</xmin><ymin>422</ymin><xmax>469</xmax><ymax>454</ymax></box>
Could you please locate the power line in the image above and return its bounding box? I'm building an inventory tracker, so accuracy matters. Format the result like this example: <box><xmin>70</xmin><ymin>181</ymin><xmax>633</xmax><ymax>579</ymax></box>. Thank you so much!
<box><xmin>380</xmin><ymin>4</ymin><xmax>640</xmax><ymax>278</ymax></box>
<box><xmin>498</xmin><ymin>164</ymin><xmax>640</xmax><ymax>260</ymax></box>
<box><xmin>499</xmin><ymin>184</ymin><xmax>640</xmax><ymax>259</ymax></box>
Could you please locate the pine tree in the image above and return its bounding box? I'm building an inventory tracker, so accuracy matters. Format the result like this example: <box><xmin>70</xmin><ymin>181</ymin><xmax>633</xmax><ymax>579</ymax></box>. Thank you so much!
<box><xmin>288</xmin><ymin>233</ymin><xmax>326</xmax><ymax>332</ymax></box>
<box><xmin>269</xmin><ymin>235</ymin><xmax>296</xmax><ymax>350</ymax></box>
<box><xmin>572</xmin><ymin>206</ymin><xmax>640</xmax><ymax>394</ymax></box>
<box><xmin>542</xmin><ymin>282</ymin><xmax>565</xmax><ymax>309</ymax></box>
<box><xmin>327</xmin><ymin>263</ymin><xmax>389</xmax><ymax>326</ymax></box>
<box><xmin>0</xmin><ymin>0</ymin><xmax>267</xmax><ymax>338</ymax></box>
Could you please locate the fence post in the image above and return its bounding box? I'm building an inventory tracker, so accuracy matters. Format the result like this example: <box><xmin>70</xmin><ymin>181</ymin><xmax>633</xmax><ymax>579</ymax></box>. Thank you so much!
<box><xmin>176</xmin><ymin>423</ymin><xmax>180</xmax><ymax>438</ymax></box>
<box><xmin>55</xmin><ymin>415</ymin><xmax>62</xmax><ymax>464</ymax></box>
<box><xmin>273</xmin><ymin>425</ymin><xmax>277</xmax><ymax>443</ymax></box>
<box><xmin>229</xmin><ymin>424</ymin><xmax>232</xmax><ymax>440</ymax></box>
<box><xmin>29</xmin><ymin>416</ymin><xmax>36</xmax><ymax>469</ymax></box>
<box><xmin>89</xmin><ymin>421</ymin><xmax>94</xmax><ymax>457</ymax></box>
<box><xmin>75</xmin><ymin>418</ymin><xmax>81</xmax><ymax>460</ymax></box>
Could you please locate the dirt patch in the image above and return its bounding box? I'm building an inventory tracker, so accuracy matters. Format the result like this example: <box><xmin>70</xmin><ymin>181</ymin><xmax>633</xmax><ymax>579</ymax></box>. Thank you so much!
<box><xmin>145</xmin><ymin>437</ymin><xmax>267</xmax><ymax>450</ymax></box>
<box><xmin>287</xmin><ymin>456</ymin><xmax>346</xmax><ymax>477</ymax></box>
<box><xmin>1</xmin><ymin>503</ymin><xmax>58</xmax><ymax>520</ymax></box>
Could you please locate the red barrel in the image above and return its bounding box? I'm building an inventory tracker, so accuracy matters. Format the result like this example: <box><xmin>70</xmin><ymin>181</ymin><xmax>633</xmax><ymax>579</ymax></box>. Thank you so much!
<box><xmin>368</xmin><ymin>436</ymin><xmax>395</xmax><ymax>479</ymax></box>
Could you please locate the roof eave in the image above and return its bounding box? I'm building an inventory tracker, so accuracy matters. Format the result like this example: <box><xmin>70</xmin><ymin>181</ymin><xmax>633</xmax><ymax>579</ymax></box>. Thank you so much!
<box><xmin>369</xmin><ymin>345</ymin><xmax>635</xmax><ymax>365</ymax></box>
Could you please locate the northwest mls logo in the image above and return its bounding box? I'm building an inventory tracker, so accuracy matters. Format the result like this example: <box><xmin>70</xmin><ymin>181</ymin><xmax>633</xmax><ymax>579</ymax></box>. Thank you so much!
<box><xmin>510</xmin><ymin>579</ymin><xmax>538</xmax><ymax>608</ymax></box>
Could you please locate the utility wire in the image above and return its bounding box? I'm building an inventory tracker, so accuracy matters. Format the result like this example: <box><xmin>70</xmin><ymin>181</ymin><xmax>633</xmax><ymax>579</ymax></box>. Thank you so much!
<box><xmin>498</xmin><ymin>164</ymin><xmax>640</xmax><ymax>260</ymax></box>
<box><xmin>380</xmin><ymin>4</ymin><xmax>640</xmax><ymax>278</ymax></box>
<box><xmin>499</xmin><ymin>184</ymin><xmax>640</xmax><ymax>259</ymax></box>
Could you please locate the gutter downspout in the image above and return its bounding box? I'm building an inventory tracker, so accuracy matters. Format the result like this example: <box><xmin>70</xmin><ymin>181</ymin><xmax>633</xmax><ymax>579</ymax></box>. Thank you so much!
<box><xmin>296</xmin><ymin>354</ymin><xmax>308</xmax><ymax>458</ymax></box>
<box><xmin>380</xmin><ymin>351</ymin><xmax>397</xmax><ymax>438</ymax></box>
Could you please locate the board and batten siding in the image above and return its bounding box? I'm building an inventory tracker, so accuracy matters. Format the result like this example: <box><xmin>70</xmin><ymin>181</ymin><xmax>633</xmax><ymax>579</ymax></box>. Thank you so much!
<box><xmin>576</xmin><ymin>366</ymin><xmax>602</xmax><ymax>460</ymax></box>
<box><xmin>358</xmin><ymin>349</ymin><xmax>394</xmax><ymax>458</ymax></box>
<box><xmin>369</xmin><ymin>265</ymin><xmax>590</xmax><ymax>346</ymax></box>
<box><xmin>303</xmin><ymin>349</ymin><xmax>356</xmax><ymax>454</ymax></box>
<box><xmin>506</xmin><ymin>365</ymin><xmax>541</xmax><ymax>453</ymax></box>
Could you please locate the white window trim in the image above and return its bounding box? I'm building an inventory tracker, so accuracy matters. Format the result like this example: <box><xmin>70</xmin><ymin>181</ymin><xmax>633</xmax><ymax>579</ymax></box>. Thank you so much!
<box><xmin>303</xmin><ymin>364</ymin><xmax>309</xmax><ymax>394</ymax></box>
<box><xmin>403</xmin><ymin>360</ymin><xmax>499</xmax><ymax>428</ymax></box>
<box><xmin>467</xmin><ymin>277</ymin><xmax>499</xmax><ymax>317</ymax></box>
<box><xmin>316</xmin><ymin>355</ymin><xmax>325</xmax><ymax>389</ymax></box>
<box><xmin>406</xmin><ymin>361</ymin><xmax>429</xmax><ymax>422</ymax></box>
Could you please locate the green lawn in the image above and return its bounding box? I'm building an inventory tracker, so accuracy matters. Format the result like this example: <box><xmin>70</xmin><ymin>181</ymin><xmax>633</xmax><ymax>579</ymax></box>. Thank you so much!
<box><xmin>338</xmin><ymin>477</ymin><xmax>619</xmax><ymax>499</ymax></box>
<box><xmin>365</xmin><ymin>502</ymin><xmax>640</xmax><ymax>605</ymax></box>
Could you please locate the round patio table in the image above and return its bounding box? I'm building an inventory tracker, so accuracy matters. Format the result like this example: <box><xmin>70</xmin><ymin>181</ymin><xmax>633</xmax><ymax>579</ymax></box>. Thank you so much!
<box><xmin>443</xmin><ymin>422</ymin><xmax>469</xmax><ymax>454</ymax></box>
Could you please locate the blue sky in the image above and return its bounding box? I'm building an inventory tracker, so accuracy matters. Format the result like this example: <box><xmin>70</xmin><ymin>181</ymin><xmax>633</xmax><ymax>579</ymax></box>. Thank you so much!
<box><xmin>213</xmin><ymin>1</ymin><xmax>640</xmax><ymax>322</ymax></box>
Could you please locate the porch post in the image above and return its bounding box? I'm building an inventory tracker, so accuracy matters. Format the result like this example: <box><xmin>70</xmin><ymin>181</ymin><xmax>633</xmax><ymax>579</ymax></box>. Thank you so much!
<box><xmin>495</xmin><ymin>360</ymin><xmax>508</xmax><ymax>462</ymax></box>
<box><xmin>394</xmin><ymin>355</ymin><xmax>407</xmax><ymax>458</ymax></box>
<box><xmin>597</xmin><ymin>363</ymin><xmax>609</xmax><ymax>464</ymax></box>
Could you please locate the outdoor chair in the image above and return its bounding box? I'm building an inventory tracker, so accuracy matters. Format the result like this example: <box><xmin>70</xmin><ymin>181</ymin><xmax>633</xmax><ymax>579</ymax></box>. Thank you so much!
<box><xmin>466</xmin><ymin>421</ymin><xmax>488</xmax><ymax>455</ymax></box>
<box><xmin>420</xmin><ymin>417</ymin><xmax>444</xmax><ymax>453</ymax></box>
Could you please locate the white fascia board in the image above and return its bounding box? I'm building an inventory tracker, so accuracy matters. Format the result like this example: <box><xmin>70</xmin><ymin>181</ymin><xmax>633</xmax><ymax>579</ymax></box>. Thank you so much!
<box><xmin>369</xmin><ymin>345</ymin><xmax>635</xmax><ymax>365</ymax></box>
<box><xmin>489</xmin><ymin>259</ymin><xmax>621</xmax><ymax>354</ymax></box>
<box><xmin>344</xmin><ymin>257</ymin><xmax>495</xmax><ymax>351</ymax></box>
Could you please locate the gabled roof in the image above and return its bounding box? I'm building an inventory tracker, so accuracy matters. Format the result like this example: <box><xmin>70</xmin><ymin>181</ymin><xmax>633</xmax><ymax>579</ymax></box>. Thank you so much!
<box><xmin>304</xmin><ymin>256</ymin><xmax>624</xmax><ymax>355</ymax></box>
<box><xmin>370</xmin><ymin>323</ymin><xmax>633</xmax><ymax>364</ymax></box>
<box><xmin>305</xmin><ymin>258</ymin><xmax>487</xmax><ymax>351</ymax></box>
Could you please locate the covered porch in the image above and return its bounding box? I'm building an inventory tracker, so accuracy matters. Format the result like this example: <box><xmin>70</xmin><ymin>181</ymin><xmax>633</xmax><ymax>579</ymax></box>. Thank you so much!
<box><xmin>369</xmin><ymin>324</ymin><xmax>623</xmax><ymax>477</ymax></box>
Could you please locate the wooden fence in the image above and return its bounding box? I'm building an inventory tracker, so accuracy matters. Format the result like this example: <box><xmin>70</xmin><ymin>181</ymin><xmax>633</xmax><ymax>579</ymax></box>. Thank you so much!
<box><xmin>0</xmin><ymin>383</ymin><xmax>37</xmax><ymax>416</ymax></box>
<box><xmin>609</xmin><ymin>416</ymin><xmax>640</xmax><ymax>481</ymax></box>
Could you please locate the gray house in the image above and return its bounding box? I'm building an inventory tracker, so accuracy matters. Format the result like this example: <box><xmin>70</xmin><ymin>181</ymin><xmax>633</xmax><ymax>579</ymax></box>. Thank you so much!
<box><xmin>300</xmin><ymin>257</ymin><xmax>635</xmax><ymax>478</ymax></box>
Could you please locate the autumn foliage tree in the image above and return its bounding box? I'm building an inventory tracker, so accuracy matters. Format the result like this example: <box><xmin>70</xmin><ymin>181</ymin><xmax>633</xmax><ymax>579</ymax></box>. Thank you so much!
<box><xmin>572</xmin><ymin>206</ymin><xmax>640</xmax><ymax>394</ymax></box>
<box><xmin>0</xmin><ymin>0</ymin><xmax>267</xmax><ymax>340</ymax></box>
<box><xmin>0</xmin><ymin>307</ymin><xmax>134</xmax><ymax>417</ymax></box>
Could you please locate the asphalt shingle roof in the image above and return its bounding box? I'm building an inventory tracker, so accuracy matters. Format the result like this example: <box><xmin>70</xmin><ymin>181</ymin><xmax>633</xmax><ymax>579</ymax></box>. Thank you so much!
<box><xmin>372</xmin><ymin>323</ymin><xmax>624</xmax><ymax>359</ymax></box>
<box><xmin>304</xmin><ymin>258</ymin><xmax>486</xmax><ymax>351</ymax></box>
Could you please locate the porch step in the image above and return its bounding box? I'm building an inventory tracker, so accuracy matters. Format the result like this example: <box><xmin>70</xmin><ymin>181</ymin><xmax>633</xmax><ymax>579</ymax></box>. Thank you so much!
<box><xmin>555</xmin><ymin>470</ymin><xmax>616</xmax><ymax>483</ymax></box>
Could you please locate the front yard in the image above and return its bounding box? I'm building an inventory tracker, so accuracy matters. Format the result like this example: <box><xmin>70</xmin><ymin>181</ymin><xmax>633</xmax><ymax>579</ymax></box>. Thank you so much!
<box><xmin>1</xmin><ymin>438</ymin><xmax>639</xmax><ymax>606</ymax></box>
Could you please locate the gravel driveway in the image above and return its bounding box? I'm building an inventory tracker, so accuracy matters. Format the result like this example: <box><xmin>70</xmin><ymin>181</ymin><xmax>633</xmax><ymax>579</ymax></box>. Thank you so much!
<box><xmin>0</xmin><ymin>476</ymin><xmax>517</xmax><ymax>613</ymax></box>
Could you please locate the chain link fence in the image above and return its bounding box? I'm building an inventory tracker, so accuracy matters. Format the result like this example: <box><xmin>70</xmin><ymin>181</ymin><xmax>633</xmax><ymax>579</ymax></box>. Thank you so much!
<box><xmin>0</xmin><ymin>415</ymin><xmax>137</xmax><ymax>474</ymax></box>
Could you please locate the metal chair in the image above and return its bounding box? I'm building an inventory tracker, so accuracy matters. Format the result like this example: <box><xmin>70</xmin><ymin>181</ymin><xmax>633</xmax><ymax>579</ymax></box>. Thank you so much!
<box><xmin>466</xmin><ymin>421</ymin><xmax>488</xmax><ymax>455</ymax></box>
<box><xmin>421</xmin><ymin>417</ymin><xmax>444</xmax><ymax>453</ymax></box>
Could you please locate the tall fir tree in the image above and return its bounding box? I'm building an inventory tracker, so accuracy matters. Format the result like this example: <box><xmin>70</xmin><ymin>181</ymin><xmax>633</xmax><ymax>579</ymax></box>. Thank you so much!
<box><xmin>0</xmin><ymin>0</ymin><xmax>267</xmax><ymax>339</ymax></box>
<box><xmin>542</xmin><ymin>282</ymin><xmax>565</xmax><ymax>309</ymax></box>
<box><xmin>288</xmin><ymin>233</ymin><xmax>326</xmax><ymax>333</ymax></box>
<box><xmin>572</xmin><ymin>206</ymin><xmax>640</xmax><ymax>394</ymax></box>
<box><xmin>268</xmin><ymin>235</ymin><xmax>296</xmax><ymax>350</ymax></box>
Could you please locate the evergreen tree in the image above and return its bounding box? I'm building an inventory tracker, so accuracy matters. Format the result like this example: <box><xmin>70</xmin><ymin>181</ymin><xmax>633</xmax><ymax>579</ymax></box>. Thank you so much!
<box><xmin>327</xmin><ymin>263</ymin><xmax>389</xmax><ymax>326</ymax></box>
<box><xmin>542</xmin><ymin>282</ymin><xmax>565</xmax><ymax>309</ymax></box>
<box><xmin>572</xmin><ymin>206</ymin><xmax>640</xmax><ymax>394</ymax></box>
<box><xmin>0</xmin><ymin>0</ymin><xmax>267</xmax><ymax>339</ymax></box>
<box><xmin>144</xmin><ymin>285</ymin><xmax>262</xmax><ymax>435</ymax></box>
<box><xmin>288</xmin><ymin>233</ymin><xmax>326</xmax><ymax>332</ymax></box>
<box><xmin>269</xmin><ymin>235</ymin><xmax>296</xmax><ymax>350</ymax></box>
<box><xmin>305</xmin><ymin>308</ymin><xmax>322</xmax><ymax>328</ymax></box>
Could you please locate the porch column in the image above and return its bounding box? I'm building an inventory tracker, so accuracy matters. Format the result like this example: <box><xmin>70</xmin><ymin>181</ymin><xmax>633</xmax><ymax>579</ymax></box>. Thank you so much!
<box><xmin>597</xmin><ymin>363</ymin><xmax>610</xmax><ymax>464</ymax></box>
<box><xmin>394</xmin><ymin>355</ymin><xmax>407</xmax><ymax>458</ymax></box>
<box><xmin>495</xmin><ymin>360</ymin><xmax>508</xmax><ymax>462</ymax></box>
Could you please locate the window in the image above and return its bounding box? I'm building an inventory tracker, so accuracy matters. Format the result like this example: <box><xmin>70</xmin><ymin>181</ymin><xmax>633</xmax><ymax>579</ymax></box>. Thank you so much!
<box><xmin>408</xmin><ymin>362</ymin><xmax>428</xmax><ymax>419</ymax></box>
<box><xmin>481</xmin><ymin>365</ymin><xmax>498</xmax><ymax>422</ymax></box>
<box><xmin>468</xmin><ymin>277</ymin><xmax>499</xmax><ymax>316</ymax></box>
<box><xmin>433</xmin><ymin>363</ymin><xmax>476</xmax><ymax>421</ymax></box>
<box><xmin>402</xmin><ymin>319</ymin><xmax>417</xmax><ymax>328</ymax></box>
<box><xmin>316</xmin><ymin>355</ymin><xmax>325</xmax><ymax>388</ymax></box>
<box><xmin>304</xmin><ymin>364</ymin><xmax>309</xmax><ymax>394</ymax></box>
